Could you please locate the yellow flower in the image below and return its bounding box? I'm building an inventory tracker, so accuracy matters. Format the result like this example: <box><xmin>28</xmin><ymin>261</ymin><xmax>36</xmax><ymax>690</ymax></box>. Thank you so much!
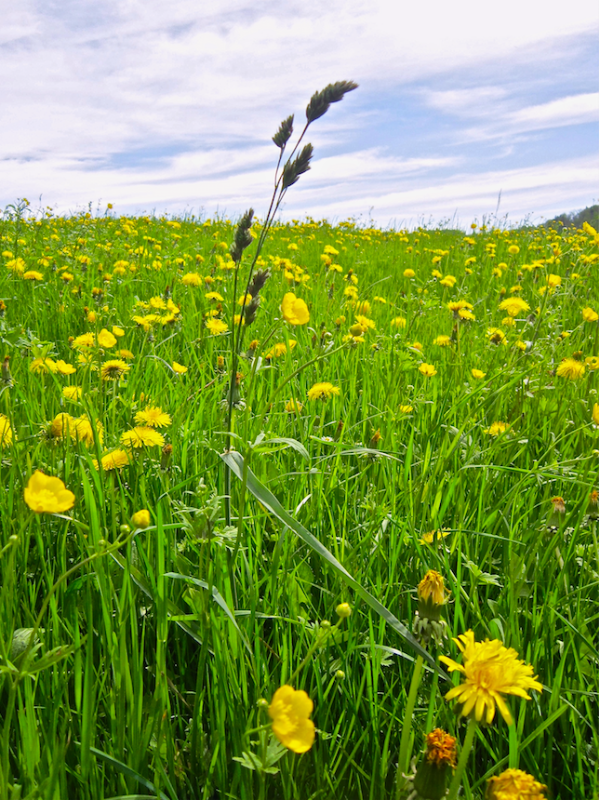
<box><xmin>586</xmin><ymin>356</ymin><xmax>599</xmax><ymax>371</ymax></box>
<box><xmin>485</xmin><ymin>422</ymin><xmax>509</xmax><ymax>436</ymax></box>
<box><xmin>112</xmin><ymin>326</ymin><xmax>125</xmax><ymax>337</ymax></box>
<box><xmin>268</xmin><ymin>686</ymin><xmax>315</xmax><ymax>754</ymax></box>
<box><xmin>355</xmin><ymin>314</ymin><xmax>375</xmax><ymax>331</ymax></box>
<box><xmin>101</xmin><ymin>359</ymin><xmax>131</xmax><ymax>381</ymax></box>
<box><xmin>486</xmin><ymin>768</ymin><xmax>547</xmax><ymax>799</ymax></box>
<box><xmin>498</xmin><ymin>297</ymin><xmax>530</xmax><ymax>317</ymax></box>
<box><xmin>181</xmin><ymin>272</ymin><xmax>203</xmax><ymax>286</ymax></box>
<box><xmin>30</xmin><ymin>357</ymin><xmax>57</xmax><ymax>374</ymax></box>
<box><xmin>134</xmin><ymin>406</ymin><xmax>172</xmax><ymax>428</ymax></box>
<box><xmin>62</xmin><ymin>386</ymin><xmax>82</xmax><ymax>401</ymax></box>
<box><xmin>54</xmin><ymin>360</ymin><xmax>76</xmax><ymax>375</ymax></box>
<box><xmin>0</xmin><ymin>414</ymin><xmax>13</xmax><ymax>448</ymax></box>
<box><xmin>23</xmin><ymin>270</ymin><xmax>43</xmax><ymax>280</ymax></box>
<box><xmin>418</xmin><ymin>570</ymin><xmax>449</xmax><ymax>607</ymax></box>
<box><xmin>471</xmin><ymin>369</ymin><xmax>486</xmax><ymax>380</ymax></box>
<box><xmin>355</xmin><ymin>300</ymin><xmax>371</xmax><ymax>315</ymax></box>
<box><xmin>440</xmin><ymin>275</ymin><xmax>457</xmax><ymax>288</ymax></box>
<box><xmin>131</xmin><ymin>509</ymin><xmax>151</xmax><ymax>529</ymax></box>
<box><xmin>238</xmin><ymin>293</ymin><xmax>252</xmax><ymax>306</ymax></box>
<box><xmin>440</xmin><ymin>630</ymin><xmax>542</xmax><ymax>725</ymax></box>
<box><xmin>556</xmin><ymin>358</ymin><xmax>585</xmax><ymax>380</ymax></box>
<box><xmin>121</xmin><ymin>427</ymin><xmax>165</xmax><ymax>448</ymax></box>
<box><xmin>172</xmin><ymin>361</ymin><xmax>188</xmax><ymax>374</ymax></box>
<box><xmin>71</xmin><ymin>333</ymin><xmax>96</xmax><ymax>349</ymax></box>
<box><xmin>98</xmin><ymin>328</ymin><xmax>117</xmax><ymax>348</ymax></box>
<box><xmin>547</xmin><ymin>274</ymin><xmax>561</xmax><ymax>288</ymax></box>
<box><xmin>285</xmin><ymin>399</ymin><xmax>304</xmax><ymax>413</ymax></box>
<box><xmin>487</xmin><ymin>328</ymin><xmax>507</xmax><ymax>346</ymax></box>
<box><xmin>205</xmin><ymin>291</ymin><xmax>224</xmax><ymax>302</ymax></box>
<box><xmin>433</xmin><ymin>335</ymin><xmax>452</xmax><ymax>347</ymax></box>
<box><xmin>458</xmin><ymin>308</ymin><xmax>475</xmax><ymax>320</ymax></box>
<box><xmin>593</xmin><ymin>403</ymin><xmax>599</xmax><ymax>426</ymax></box>
<box><xmin>582</xmin><ymin>307</ymin><xmax>599</xmax><ymax>322</ymax></box>
<box><xmin>281</xmin><ymin>292</ymin><xmax>310</xmax><ymax>325</ymax></box>
<box><xmin>399</xmin><ymin>404</ymin><xmax>413</xmax><ymax>414</ymax></box>
<box><xmin>419</xmin><ymin>529</ymin><xmax>451</xmax><ymax>545</ymax></box>
<box><xmin>95</xmin><ymin>449</ymin><xmax>130</xmax><ymax>471</ymax></box>
<box><xmin>50</xmin><ymin>413</ymin><xmax>75</xmax><ymax>440</ymax></box>
<box><xmin>72</xmin><ymin>415</ymin><xmax>103</xmax><ymax>447</ymax></box>
<box><xmin>206</xmin><ymin>318</ymin><xmax>229</xmax><ymax>335</ymax></box>
<box><xmin>391</xmin><ymin>316</ymin><xmax>407</xmax><ymax>329</ymax></box>
<box><xmin>307</xmin><ymin>382</ymin><xmax>340</xmax><ymax>401</ymax></box>
<box><xmin>508</xmin><ymin>245</ymin><xmax>520</xmax><ymax>255</ymax></box>
<box><xmin>403</xmin><ymin>268</ymin><xmax>415</xmax><ymax>278</ymax></box>
<box><xmin>419</xmin><ymin>363</ymin><xmax>437</xmax><ymax>377</ymax></box>
<box><xmin>24</xmin><ymin>470</ymin><xmax>75</xmax><ymax>514</ymax></box>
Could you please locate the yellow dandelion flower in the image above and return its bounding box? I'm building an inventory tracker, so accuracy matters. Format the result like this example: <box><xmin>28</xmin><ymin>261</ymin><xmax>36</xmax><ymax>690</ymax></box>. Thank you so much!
<box><xmin>418</xmin><ymin>570</ymin><xmax>449</xmax><ymax>607</ymax></box>
<box><xmin>556</xmin><ymin>358</ymin><xmax>585</xmax><ymax>380</ymax></box>
<box><xmin>205</xmin><ymin>291</ymin><xmax>224</xmax><ymax>302</ymax></box>
<box><xmin>30</xmin><ymin>358</ymin><xmax>57</xmax><ymax>374</ymax></box>
<box><xmin>403</xmin><ymin>268</ymin><xmax>415</xmax><ymax>278</ymax></box>
<box><xmin>433</xmin><ymin>335</ymin><xmax>452</xmax><ymax>347</ymax></box>
<box><xmin>307</xmin><ymin>382</ymin><xmax>340</xmax><ymax>401</ymax></box>
<box><xmin>355</xmin><ymin>314</ymin><xmax>375</xmax><ymax>331</ymax></box>
<box><xmin>281</xmin><ymin>292</ymin><xmax>310</xmax><ymax>325</ymax></box>
<box><xmin>498</xmin><ymin>297</ymin><xmax>530</xmax><ymax>317</ymax></box>
<box><xmin>72</xmin><ymin>415</ymin><xmax>103</xmax><ymax>448</ymax></box>
<box><xmin>206</xmin><ymin>318</ymin><xmax>228</xmax><ymax>335</ymax></box>
<box><xmin>419</xmin><ymin>363</ymin><xmax>437</xmax><ymax>377</ymax></box>
<box><xmin>181</xmin><ymin>272</ymin><xmax>203</xmax><ymax>286</ymax></box>
<box><xmin>487</xmin><ymin>328</ymin><xmax>507</xmax><ymax>346</ymax></box>
<box><xmin>440</xmin><ymin>275</ymin><xmax>457</xmax><ymax>288</ymax></box>
<box><xmin>285</xmin><ymin>399</ymin><xmax>304</xmax><ymax>413</ymax></box>
<box><xmin>486</xmin><ymin>768</ymin><xmax>547</xmax><ymax>799</ymax></box>
<box><xmin>459</xmin><ymin>308</ymin><xmax>476</xmax><ymax>320</ymax></box>
<box><xmin>546</xmin><ymin>274</ymin><xmax>561</xmax><ymax>288</ymax></box>
<box><xmin>268</xmin><ymin>686</ymin><xmax>315</xmax><ymax>754</ymax></box>
<box><xmin>485</xmin><ymin>422</ymin><xmax>509</xmax><ymax>436</ymax></box>
<box><xmin>134</xmin><ymin>406</ymin><xmax>172</xmax><ymax>428</ymax></box>
<box><xmin>71</xmin><ymin>333</ymin><xmax>96</xmax><ymax>349</ymax></box>
<box><xmin>112</xmin><ymin>326</ymin><xmax>125</xmax><ymax>337</ymax></box>
<box><xmin>23</xmin><ymin>270</ymin><xmax>43</xmax><ymax>281</ymax></box>
<box><xmin>399</xmin><ymin>404</ymin><xmax>413</xmax><ymax>414</ymax></box>
<box><xmin>238</xmin><ymin>293</ymin><xmax>252</xmax><ymax>306</ymax></box>
<box><xmin>95</xmin><ymin>449</ymin><xmax>130</xmax><ymax>471</ymax></box>
<box><xmin>121</xmin><ymin>427</ymin><xmax>165</xmax><ymax>448</ymax></box>
<box><xmin>440</xmin><ymin>630</ymin><xmax>542</xmax><ymax>725</ymax></box>
<box><xmin>101</xmin><ymin>359</ymin><xmax>130</xmax><ymax>381</ymax></box>
<box><xmin>24</xmin><ymin>470</ymin><xmax>75</xmax><ymax>514</ymax></box>
<box><xmin>508</xmin><ymin>245</ymin><xmax>520</xmax><ymax>255</ymax></box>
<box><xmin>0</xmin><ymin>414</ymin><xmax>13</xmax><ymax>448</ymax></box>
<box><xmin>592</xmin><ymin>403</ymin><xmax>599</xmax><ymax>426</ymax></box>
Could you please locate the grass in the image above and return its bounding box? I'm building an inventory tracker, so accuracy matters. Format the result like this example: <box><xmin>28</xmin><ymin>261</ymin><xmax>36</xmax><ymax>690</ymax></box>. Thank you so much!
<box><xmin>0</xmin><ymin>202</ymin><xmax>598</xmax><ymax>799</ymax></box>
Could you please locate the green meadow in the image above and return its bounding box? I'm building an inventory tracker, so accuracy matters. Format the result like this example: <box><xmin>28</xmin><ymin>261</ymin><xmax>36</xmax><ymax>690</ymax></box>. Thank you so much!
<box><xmin>0</xmin><ymin>199</ymin><xmax>598</xmax><ymax>799</ymax></box>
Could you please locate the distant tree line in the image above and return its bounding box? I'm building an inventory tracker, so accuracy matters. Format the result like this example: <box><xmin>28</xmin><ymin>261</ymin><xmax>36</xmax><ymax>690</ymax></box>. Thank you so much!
<box><xmin>544</xmin><ymin>203</ymin><xmax>599</xmax><ymax>229</ymax></box>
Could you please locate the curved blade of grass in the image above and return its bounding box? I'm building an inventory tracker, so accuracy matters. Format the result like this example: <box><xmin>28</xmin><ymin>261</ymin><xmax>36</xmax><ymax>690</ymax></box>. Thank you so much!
<box><xmin>221</xmin><ymin>450</ymin><xmax>446</xmax><ymax>676</ymax></box>
<box><xmin>89</xmin><ymin>747</ymin><xmax>171</xmax><ymax>800</ymax></box>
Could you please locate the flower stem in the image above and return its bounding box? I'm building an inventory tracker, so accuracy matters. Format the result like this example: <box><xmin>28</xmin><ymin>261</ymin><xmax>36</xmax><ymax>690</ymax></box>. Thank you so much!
<box><xmin>397</xmin><ymin>654</ymin><xmax>424</xmax><ymax>781</ymax></box>
<box><xmin>447</xmin><ymin>717</ymin><xmax>478</xmax><ymax>800</ymax></box>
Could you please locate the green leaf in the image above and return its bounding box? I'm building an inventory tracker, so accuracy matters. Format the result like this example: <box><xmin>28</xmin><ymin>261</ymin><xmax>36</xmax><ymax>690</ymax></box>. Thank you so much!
<box><xmin>221</xmin><ymin>450</ymin><xmax>446</xmax><ymax>677</ymax></box>
<box><xmin>89</xmin><ymin>747</ymin><xmax>171</xmax><ymax>800</ymax></box>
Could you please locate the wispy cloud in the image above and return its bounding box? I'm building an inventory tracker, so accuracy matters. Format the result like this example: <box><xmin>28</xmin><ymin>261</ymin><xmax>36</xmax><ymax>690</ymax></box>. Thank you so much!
<box><xmin>2</xmin><ymin>0</ymin><xmax>598</xmax><ymax>226</ymax></box>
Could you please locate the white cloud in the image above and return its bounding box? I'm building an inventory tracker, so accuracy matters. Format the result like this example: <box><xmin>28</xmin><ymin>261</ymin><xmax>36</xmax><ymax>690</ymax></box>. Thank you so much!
<box><xmin>509</xmin><ymin>92</ymin><xmax>599</xmax><ymax>129</ymax></box>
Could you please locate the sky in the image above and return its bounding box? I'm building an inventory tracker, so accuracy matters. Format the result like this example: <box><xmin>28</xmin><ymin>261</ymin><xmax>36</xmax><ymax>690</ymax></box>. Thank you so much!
<box><xmin>2</xmin><ymin>0</ymin><xmax>599</xmax><ymax>229</ymax></box>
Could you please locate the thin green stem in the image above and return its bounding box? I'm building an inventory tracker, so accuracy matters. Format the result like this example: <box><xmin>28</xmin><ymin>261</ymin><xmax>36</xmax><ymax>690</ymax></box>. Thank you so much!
<box><xmin>397</xmin><ymin>654</ymin><xmax>424</xmax><ymax>779</ymax></box>
<box><xmin>447</xmin><ymin>717</ymin><xmax>478</xmax><ymax>800</ymax></box>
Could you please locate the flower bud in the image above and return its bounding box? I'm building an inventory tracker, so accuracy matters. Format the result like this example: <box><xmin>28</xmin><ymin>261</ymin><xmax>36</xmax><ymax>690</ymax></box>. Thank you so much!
<box><xmin>413</xmin><ymin>729</ymin><xmax>457</xmax><ymax>800</ymax></box>
<box><xmin>131</xmin><ymin>509</ymin><xmax>151</xmax><ymax>529</ymax></box>
<box><xmin>336</xmin><ymin>602</ymin><xmax>352</xmax><ymax>619</ymax></box>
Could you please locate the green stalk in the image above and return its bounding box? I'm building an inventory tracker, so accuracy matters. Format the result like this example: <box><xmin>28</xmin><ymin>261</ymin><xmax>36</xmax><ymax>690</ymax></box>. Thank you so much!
<box><xmin>447</xmin><ymin>717</ymin><xmax>478</xmax><ymax>800</ymax></box>
<box><xmin>397</xmin><ymin>654</ymin><xmax>424</xmax><ymax>781</ymax></box>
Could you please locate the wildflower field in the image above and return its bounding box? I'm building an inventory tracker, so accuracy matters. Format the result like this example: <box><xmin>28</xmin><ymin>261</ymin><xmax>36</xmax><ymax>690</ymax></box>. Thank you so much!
<box><xmin>1</xmin><ymin>197</ymin><xmax>598</xmax><ymax>800</ymax></box>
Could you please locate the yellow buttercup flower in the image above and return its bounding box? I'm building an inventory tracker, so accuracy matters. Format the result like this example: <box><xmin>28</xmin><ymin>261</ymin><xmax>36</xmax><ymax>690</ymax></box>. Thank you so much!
<box><xmin>486</xmin><ymin>768</ymin><xmax>547</xmax><ymax>799</ymax></box>
<box><xmin>592</xmin><ymin>403</ymin><xmax>599</xmax><ymax>426</ymax></box>
<box><xmin>172</xmin><ymin>361</ymin><xmax>188</xmax><ymax>374</ymax></box>
<box><xmin>471</xmin><ymin>368</ymin><xmax>486</xmax><ymax>380</ymax></box>
<box><xmin>582</xmin><ymin>306</ymin><xmax>599</xmax><ymax>322</ymax></box>
<box><xmin>97</xmin><ymin>328</ymin><xmax>117</xmax><ymax>348</ymax></box>
<box><xmin>440</xmin><ymin>630</ymin><xmax>542</xmax><ymax>725</ymax></box>
<box><xmin>419</xmin><ymin>363</ymin><xmax>437</xmax><ymax>377</ymax></box>
<box><xmin>24</xmin><ymin>470</ymin><xmax>75</xmax><ymax>514</ymax></box>
<box><xmin>281</xmin><ymin>292</ymin><xmax>310</xmax><ymax>325</ymax></box>
<box><xmin>268</xmin><ymin>686</ymin><xmax>315</xmax><ymax>754</ymax></box>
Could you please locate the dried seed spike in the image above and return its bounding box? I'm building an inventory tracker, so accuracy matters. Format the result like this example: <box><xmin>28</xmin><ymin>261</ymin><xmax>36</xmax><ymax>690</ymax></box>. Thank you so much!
<box><xmin>306</xmin><ymin>80</ymin><xmax>358</xmax><ymax>123</ymax></box>
<box><xmin>282</xmin><ymin>143</ymin><xmax>314</xmax><ymax>190</ymax></box>
<box><xmin>273</xmin><ymin>114</ymin><xmax>294</xmax><ymax>148</ymax></box>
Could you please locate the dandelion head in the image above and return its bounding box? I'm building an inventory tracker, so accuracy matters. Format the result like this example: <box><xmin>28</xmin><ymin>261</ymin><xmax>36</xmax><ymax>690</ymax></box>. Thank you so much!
<box><xmin>486</xmin><ymin>768</ymin><xmax>547</xmax><ymax>799</ymax></box>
